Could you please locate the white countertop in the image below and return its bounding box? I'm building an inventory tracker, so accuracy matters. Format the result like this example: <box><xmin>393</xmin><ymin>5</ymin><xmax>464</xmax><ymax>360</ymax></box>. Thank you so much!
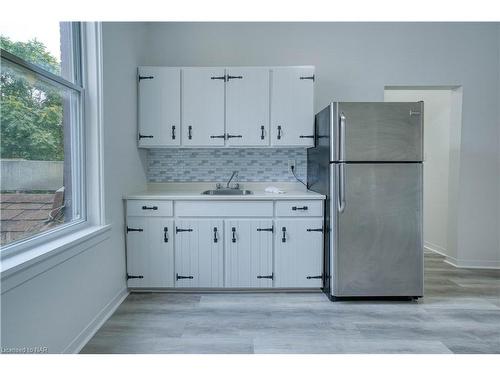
<box><xmin>125</xmin><ymin>182</ymin><xmax>325</xmax><ymax>201</ymax></box>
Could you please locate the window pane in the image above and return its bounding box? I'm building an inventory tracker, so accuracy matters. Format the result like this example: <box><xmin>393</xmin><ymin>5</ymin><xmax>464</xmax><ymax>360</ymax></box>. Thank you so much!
<box><xmin>1</xmin><ymin>58</ymin><xmax>82</xmax><ymax>247</ymax></box>
<box><xmin>0</xmin><ymin>22</ymin><xmax>78</xmax><ymax>83</ymax></box>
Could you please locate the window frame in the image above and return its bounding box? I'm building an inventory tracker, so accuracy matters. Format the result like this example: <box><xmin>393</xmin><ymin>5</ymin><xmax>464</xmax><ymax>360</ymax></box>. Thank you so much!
<box><xmin>0</xmin><ymin>22</ymin><xmax>88</xmax><ymax>257</ymax></box>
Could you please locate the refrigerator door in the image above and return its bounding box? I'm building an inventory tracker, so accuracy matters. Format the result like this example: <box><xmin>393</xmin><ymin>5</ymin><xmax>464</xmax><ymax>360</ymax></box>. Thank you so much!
<box><xmin>336</xmin><ymin>102</ymin><xmax>423</xmax><ymax>162</ymax></box>
<box><xmin>331</xmin><ymin>163</ymin><xmax>423</xmax><ymax>297</ymax></box>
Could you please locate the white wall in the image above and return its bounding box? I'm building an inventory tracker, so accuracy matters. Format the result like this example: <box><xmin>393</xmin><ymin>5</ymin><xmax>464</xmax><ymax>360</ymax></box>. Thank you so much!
<box><xmin>139</xmin><ymin>22</ymin><xmax>499</xmax><ymax>268</ymax></box>
<box><xmin>384</xmin><ymin>88</ymin><xmax>458</xmax><ymax>260</ymax></box>
<box><xmin>1</xmin><ymin>232</ymin><xmax>124</xmax><ymax>353</ymax></box>
<box><xmin>0</xmin><ymin>23</ymin><xmax>148</xmax><ymax>353</ymax></box>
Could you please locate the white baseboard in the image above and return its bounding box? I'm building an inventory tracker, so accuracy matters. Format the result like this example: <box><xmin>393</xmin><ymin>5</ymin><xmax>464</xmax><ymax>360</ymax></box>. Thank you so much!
<box><xmin>63</xmin><ymin>288</ymin><xmax>129</xmax><ymax>354</ymax></box>
<box><xmin>424</xmin><ymin>242</ymin><xmax>448</xmax><ymax>257</ymax></box>
<box><xmin>425</xmin><ymin>244</ymin><xmax>500</xmax><ymax>270</ymax></box>
<box><xmin>444</xmin><ymin>256</ymin><xmax>500</xmax><ymax>270</ymax></box>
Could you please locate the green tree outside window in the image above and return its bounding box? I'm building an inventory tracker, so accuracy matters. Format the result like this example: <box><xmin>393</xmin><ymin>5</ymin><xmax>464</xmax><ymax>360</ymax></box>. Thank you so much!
<box><xmin>1</xmin><ymin>36</ymin><xmax>64</xmax><ymax>161</ymax></box>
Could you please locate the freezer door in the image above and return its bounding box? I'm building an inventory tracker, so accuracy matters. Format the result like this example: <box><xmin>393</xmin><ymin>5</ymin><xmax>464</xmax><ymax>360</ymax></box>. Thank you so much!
<box><xmin>307</xmin><ymin>104</ymin><xmax>332</xmax><ymax>194</ymax></box>
<box><xmin>337</xmin><ymin>102</ymin><xmax>423</xmax><ymax>162</ymax></box>
<box><xmin>331</xmin><ymin>163</ymin><xmax>423</xmax><ymax>297</ymax></box>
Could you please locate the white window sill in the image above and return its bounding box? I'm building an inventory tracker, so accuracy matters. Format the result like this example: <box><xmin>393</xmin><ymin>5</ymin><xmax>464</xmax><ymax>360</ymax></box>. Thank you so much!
<box><xmin>1</xmin><ymin>224</ymin><xmax>112</xmax><ymax>293</ymax></box>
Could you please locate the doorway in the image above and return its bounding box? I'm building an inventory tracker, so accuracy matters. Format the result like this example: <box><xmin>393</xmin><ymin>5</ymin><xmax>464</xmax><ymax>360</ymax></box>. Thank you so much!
<box><xmin>384</xmin><ymin>86</ymin><xmax>463</xmax><ymax>264</ymax></box>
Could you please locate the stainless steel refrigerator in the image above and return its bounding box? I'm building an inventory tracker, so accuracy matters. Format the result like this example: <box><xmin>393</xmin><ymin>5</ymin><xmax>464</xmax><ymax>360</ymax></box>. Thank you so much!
<box><xmin>307</xmin><ymin>102</ymin><xmax>424</xmax><ymax>300</ymax></box>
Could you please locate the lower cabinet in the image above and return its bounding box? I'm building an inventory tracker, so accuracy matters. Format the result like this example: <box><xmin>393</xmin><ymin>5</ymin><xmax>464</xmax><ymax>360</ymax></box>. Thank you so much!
<box><xmin>126</xmin><ymin>217</ymin><xmax>174</xmax><ymax>288</ymax></box>
<box><xmin>225</xmin><ymin>219</ymin><xmax>274</xmax><ymax>288</ymax></box>
<box><xmin>125</xmin><ymin>199</ymin><xmax>324</xmax><ymax>290</ymax></box>
<box><xmin>174</xmin><ymin>219</ymin><xmax>224</xmax><ymax>287</ymax></box>
<box><xmin>274</xmin><ymin>219</ymin><xmax>324</xmax><ymax>288</ymax></box>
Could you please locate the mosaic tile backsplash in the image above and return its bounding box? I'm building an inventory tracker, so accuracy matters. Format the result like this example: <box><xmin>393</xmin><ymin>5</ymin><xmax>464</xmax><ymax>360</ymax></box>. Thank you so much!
<box><xmin>148</xmin><ymin>148</ymin><xmax>307</xmax><ymax>182</ymax></box>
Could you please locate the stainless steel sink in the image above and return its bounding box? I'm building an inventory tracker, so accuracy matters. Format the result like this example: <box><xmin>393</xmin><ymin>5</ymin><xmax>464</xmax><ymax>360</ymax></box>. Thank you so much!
<box><xmin>202</xmin><ymin>189</ymin><xmax>253</xmax><ymax>196</ymax></box>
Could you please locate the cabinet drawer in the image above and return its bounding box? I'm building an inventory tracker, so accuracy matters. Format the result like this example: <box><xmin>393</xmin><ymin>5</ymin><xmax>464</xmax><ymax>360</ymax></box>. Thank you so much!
<box><xmin>176</xmin><ymin>201</ymin><xmax>273</xmax><ymax>217</ymax></box>
<box><xmin>127</xmin><ymin>200</ymin><xmax>173</xmax><ymax>217</ymax></box>
<box><xmin>275</xmin><ymin>200</ymin><xmax>323</xmax><ymax>217</ymax></box>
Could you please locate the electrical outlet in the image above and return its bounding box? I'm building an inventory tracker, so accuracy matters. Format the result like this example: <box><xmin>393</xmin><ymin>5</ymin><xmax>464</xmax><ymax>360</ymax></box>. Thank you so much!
<box><xmin>288</xmin><ymin>159</ymin><xmax>296</xmax><ymax>173</ymax></box>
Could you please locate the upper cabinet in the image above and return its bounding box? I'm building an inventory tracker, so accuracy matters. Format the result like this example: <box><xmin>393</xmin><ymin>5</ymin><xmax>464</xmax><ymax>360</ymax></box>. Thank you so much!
<box><xmin>138</xmin><ymin>67</ymin><xmax>181</xmax><ymax>147</ymax></box>
<box><xmin>270</xmin><ymin>67</ymin><xmax>315</xmax><ymax>147</ymax></box>
<box><xmin>137</xmin><ymin>66</ymin><xmax>314</xmax><ymax>148</ymax></box>
<box><xmin>182</xmin><ymin>68</ymin><xmax>226</xmax><ymax>146</ymax></box>
<box><xmin>225</xmin><ymin>67</ymin><xmax>270</xmax><ymax>146</ymax></box>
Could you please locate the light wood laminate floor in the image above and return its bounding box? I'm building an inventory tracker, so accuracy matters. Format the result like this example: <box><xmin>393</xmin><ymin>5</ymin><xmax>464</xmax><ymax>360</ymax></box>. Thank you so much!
<box><xmin>81</xmin><ymin>252</ymin><xmax>500</xmax><ymax>354</ymax></box>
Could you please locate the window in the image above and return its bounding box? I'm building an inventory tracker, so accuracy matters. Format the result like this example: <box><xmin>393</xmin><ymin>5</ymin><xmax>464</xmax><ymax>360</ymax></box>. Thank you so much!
<box><xmin>0</xmin><ymin>23</ymin><xmax>85</xmax><ymax>251</ymax></box>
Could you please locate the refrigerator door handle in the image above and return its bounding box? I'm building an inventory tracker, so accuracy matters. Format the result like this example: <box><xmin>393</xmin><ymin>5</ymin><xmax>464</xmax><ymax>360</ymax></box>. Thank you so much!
<box><xmin>339</xmin><ymin>112</ymin><xmax>346</xmax><ymax>161</ymax></box>
<box><xmin>338</xmin><ymin>163</ymin><xmax>346</xmax><ymax>213</ymax></box>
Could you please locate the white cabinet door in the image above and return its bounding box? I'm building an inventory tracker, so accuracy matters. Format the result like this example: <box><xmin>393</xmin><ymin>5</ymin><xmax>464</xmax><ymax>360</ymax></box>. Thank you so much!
<box><xmin>270</xmin><ymin>67</ymin><xmax>315</xmax><ymax>147</ymax></box>
<box><xmin>274</xmin><ymin>219</ymin><xmax>323</xmax><ymax>288</ymax></box>
<box><xmin>182</xmin><ymin>68</ymin><xmax>226</xmax><ymax>146</ymax></box>
<box><xmin>138</xmin><ymin>67</ymin><xmax>180</xmax><ymax>147</ymax></box>
<box><xmin>226</xmin><ymin>67</ymin><xmax>270</xmax><ymax>146</ymax></box>
<box><xmin>126</xmin><ymin>217</ymin><xmax>174</xmax><ymax>288</ymax></box>
<box><xmin>174</xmin><ymin>219</ymin><xmax>224</xmax><ymax>287</ymax></box>
<box><xmin>225</xmin><ymin>219</ymin><xmax>274</xmax><ymax>288</ymax></box>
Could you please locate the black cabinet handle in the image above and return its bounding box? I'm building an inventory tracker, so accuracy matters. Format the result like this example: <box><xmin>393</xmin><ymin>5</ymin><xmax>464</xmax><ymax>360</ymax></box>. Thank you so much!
<box><xmin>213</xmin><ymin>227</ymin><xmax>218</xmax><ymax>243</ymax></box>
<box><xmin>227</xmin><ymin>75</ymin><xmax>243</xmax><ymax>80</ymax></box>
<box><xmin>172</xmin><ymin>125</ymin><xmax>176</xmax><ymax>140</ymax></box>
<box><xmin>292</xmin><ymin>206</ymin><xmax>308</xmax><ymax>211</ymax></box>
<box><xmin>164</xmin><ymin>227</ymin><xmax>169</xmax><ymax>242</ymax></box>
<box><xmin>299</xmin><ymin>135</ymin><xmax>315</xmax><ymax>138</ymax></box>
<box><xmin>142</xmin><ymin>205</ymin><xmax>158</xmax><ymax>210</ymax></box>
<box><xmin>138</xmin><ymin>75</ymin><xmax>154</xmax><ymax>81</ymax></box>
<box><xmin>126</xmin><ymin>226</ymin><xmax>143</xmax><ymax>233</ymax></box>
<box><xmin>260</xmin><ymin>125</ymin><xmax>265</xmax><ymax>140</ymax></box>
<box><xmin>176</xmin><ymin>273</ymin><xmax>194</xmax><ymax>280</ymax></box>
<box><xmin>281</xmin><ymin>227</ymin><xmax>287</xmax><ymax>242</ymax></box>
<box><xmin>226</xmin><ymin>134</ymin><xmax>242</xmax><ymax>139</ymax></box>
<box><xmin>307</xmin><ymin>228</ymin><xmax>323</xmax><ymax>232</ymax></box>
<box><xmin>257</xmin><ymin>226</ymin><xmax>274</xmax><ymax>232</ymax></box>
<box><xmin>306</xmin><ymin>275</ymin><xmax>322</xmax><ymax>279</ymax></box>
<box><xmin>210</xmin><ymin>134</ymin><xmax>226</xmax><ymax>139</ymax></box>
<box><xmin>176</xmin><ymin>227</ymin><xmax>193</xmax><ymax>233</ymax></box>
<box><xmin>188</xmin><ymin>125</ymin><xmax>192</xmax><ymax>140</ymax></box>
<box><xmin>277</xmin><ymin>125</ymin><xmax>282</xmax><ymax>140</ymax></box>
<box><xmin>127</xmin><ymin>273</ymin><xmax>144</xmax><ymax>279</ymax></box>
<box><xmin>257</xmin><ymin>273</ymin><xmax>273</xmax><ymax>280</ymax></box>
<box><xmin>232</xmin><ymin>227</ymin><xmax>236</xmax><ymax>243</ymax></box>
<box><xmin>139</xmin><ymin>133</ymin><xmax>153</xmax><ymax>139</ymax></box>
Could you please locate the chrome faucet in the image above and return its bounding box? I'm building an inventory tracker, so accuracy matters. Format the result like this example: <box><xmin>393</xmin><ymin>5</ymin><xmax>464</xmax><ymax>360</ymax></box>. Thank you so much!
<box><xmin>226</xmin><ymin>171</ymin><xmax>239</xmax><ymax>188</ymax></box>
